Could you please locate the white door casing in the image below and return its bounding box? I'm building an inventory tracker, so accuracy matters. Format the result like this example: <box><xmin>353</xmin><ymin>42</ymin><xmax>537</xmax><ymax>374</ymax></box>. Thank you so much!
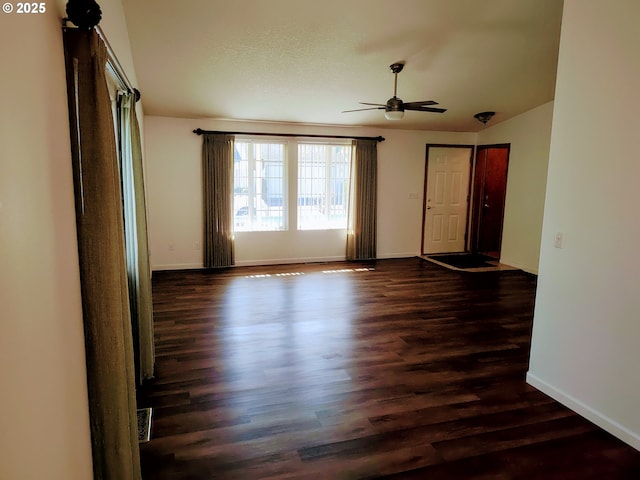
<box><xmin>423</xmin><ymin>147</ymin><xmax>471</xmax><ymax>254</ymax></box>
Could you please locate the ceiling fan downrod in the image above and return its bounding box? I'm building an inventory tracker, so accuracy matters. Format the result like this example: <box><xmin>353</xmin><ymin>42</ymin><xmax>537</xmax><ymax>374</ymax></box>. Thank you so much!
<box><xmin>390</xmin><ymin>63</ymin><xmax>404</xmax><ymax>98</ymax></box>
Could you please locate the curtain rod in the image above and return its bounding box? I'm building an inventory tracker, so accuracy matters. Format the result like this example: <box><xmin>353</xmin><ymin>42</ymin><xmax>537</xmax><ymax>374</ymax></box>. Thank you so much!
<box><xmin>193</xmin><ymin>128</ymin><xmax>385</xmax><ymax>142</ymax></box>
<box><xmin>96</xmin><ymin>25</ymin><xmax>140</xmax><ymax>102</ymax></box>
<box><xmin>62</xmin><ymin>21</ymin><xmax>141</xmax><ymax>102</ymax></box>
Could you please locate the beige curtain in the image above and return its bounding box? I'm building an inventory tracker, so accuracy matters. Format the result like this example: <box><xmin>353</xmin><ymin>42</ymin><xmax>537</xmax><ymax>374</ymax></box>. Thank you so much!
<box><xmin>119</xmin><ymin>93</ymin><xmax>155</xmax><ymax>383</ymax></box>
<box><xmin>346</xmin><ymin>139</ymin><xmax>378</xmax><ymax>260</ymax></box>
<box><xmin>203</xmin><ymin>134</ymin><xmax>235</xmax><ymax>267</ymax></box>
<box><xmin>63</xmin><ymin>28</ymin><xmax>141</xmax><ymax>480</ymax></box>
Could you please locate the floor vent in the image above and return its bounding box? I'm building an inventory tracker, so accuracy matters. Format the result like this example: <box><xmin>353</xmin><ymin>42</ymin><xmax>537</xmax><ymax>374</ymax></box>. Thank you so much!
<box><xmin>137</xmin><ymin>408</ymin><xmax>153</xmax><ymax>443</ymax></box>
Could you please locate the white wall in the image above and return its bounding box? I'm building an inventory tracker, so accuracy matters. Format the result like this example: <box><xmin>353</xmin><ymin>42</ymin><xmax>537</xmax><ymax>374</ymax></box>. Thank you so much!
<box><xmin>478</xmin><ymin>101</ymin><xmax>554</xmax><ymax>273</ymax></box>
<box><xmin>144</xmin><ymin>115</ymin><xmax>476</xmax><ymax>269</ymax></box>
<box><xmin>0</xmin><ymin>5</ymin><xmax>93</xmax><ymax>480</ymax></box>
<box><xmin>528</xmin><ymin>0</ymin><xmax>640</xmax><ymax>450</ymax></box>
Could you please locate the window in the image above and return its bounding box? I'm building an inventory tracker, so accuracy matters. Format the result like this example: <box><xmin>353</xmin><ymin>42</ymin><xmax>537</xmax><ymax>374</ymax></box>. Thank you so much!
<box><xmin>297</xmin><ymin>143</ymin><xmax>351</xmax><ymax>230</ymax></box>
<box><xmin>234</xmin><ymin>141</ymin><xmax>286</xmax><ymax>231</ymax></box>
<box><xmin>232</xmin><ymin>138</ymin><xmax>352</xmax><ymax>232</ymax></box>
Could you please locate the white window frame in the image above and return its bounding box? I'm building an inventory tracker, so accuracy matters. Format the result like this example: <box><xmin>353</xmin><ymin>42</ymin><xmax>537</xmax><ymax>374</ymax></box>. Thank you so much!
<box><xmin>296</xmin><ymin>141</ymin><xmax>351</xmax><ymax>231</ymax></box>
<box><xmin>233</xmin><ymin>138</ymin><xmax>288</xmax><ymax>232</ymax></box>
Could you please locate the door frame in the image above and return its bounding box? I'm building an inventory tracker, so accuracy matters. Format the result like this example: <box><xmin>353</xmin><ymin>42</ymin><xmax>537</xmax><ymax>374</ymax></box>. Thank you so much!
<box><xmin>421</xmin><ymin>144</ymin><xmax>475</xmax><ymax>255</ymax></box>
<box><xmin>470</xmin><ymin>143</ymin><xmax>511</xmax><ymax>258</ymax></box>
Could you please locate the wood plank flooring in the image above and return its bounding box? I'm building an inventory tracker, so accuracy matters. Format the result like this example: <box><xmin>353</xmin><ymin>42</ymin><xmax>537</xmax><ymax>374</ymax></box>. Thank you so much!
<box><xmin>138</xmin><ymin>257</ymin><xmax>640</xmax><ymax>479</ymax></box>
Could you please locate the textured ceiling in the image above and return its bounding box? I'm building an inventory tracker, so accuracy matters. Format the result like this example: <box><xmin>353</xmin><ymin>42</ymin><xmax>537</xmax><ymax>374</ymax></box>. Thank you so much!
<box><xmin>122</xmin><ymin>0</ymin><xmax>563</xmax><ymax>132</ymax></box>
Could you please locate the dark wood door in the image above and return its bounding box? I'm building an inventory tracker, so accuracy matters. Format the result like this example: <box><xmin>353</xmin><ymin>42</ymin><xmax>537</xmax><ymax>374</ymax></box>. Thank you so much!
<box><xmin>471</xmin><ymin>145</ymin><xmax>510</xmax><ymax>258</ymax></box>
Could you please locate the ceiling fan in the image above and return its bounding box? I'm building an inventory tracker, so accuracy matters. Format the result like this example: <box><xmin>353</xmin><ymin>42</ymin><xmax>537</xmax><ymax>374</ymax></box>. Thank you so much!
<box><xmin>343</xmin><ymin>63</ymin><xmax>446</xmax><ymax>120</ymax></box>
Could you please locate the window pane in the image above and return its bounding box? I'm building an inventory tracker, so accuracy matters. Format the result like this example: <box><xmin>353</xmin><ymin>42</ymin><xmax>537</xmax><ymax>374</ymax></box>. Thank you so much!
<box><xmin>297</xmin><ymin>144</ymin><xmax>351</xmax><ymax>230</ymax></box>
<box><xmin>234</xmin><ymin>141</ymin><xmax>286</xmax><ymax>231</ymax></box>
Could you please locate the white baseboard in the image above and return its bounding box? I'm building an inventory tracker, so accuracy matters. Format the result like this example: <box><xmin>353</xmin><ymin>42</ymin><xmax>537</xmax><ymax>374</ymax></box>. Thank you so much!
<box><xmin>235</xmin><ymin>255</ymin><xmax>346</xmax><ymax>266</ymax></box>
<box><xmin>152</xmin><ymin>262</ymin><xmax>203</xmax><ymax>271</ymax></box>
<box><xmin>152</xmin><ymin>254</ymin><xmax>418</xmax><ymax>271</ymax></box>
<box><xmin>526</xmin><ymin>372</ymin><xmax>640</xmax><ymax>451</ymax></box>
<box><xmin>236</xmin><ymin>253</ymin><xmax>419</xmax><ymax>265</ymax></box>
<box><xmin>377</xmin><ymin>252</ymin><xmax>419</xmax><ymax>259</ymax></box>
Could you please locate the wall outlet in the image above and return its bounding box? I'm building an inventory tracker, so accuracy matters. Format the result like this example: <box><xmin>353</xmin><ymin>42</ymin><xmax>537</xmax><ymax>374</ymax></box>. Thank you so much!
<box><xmin>194</xmin><ymin>241</ymin><xmax>201</xmax><ymax>250</ymax></box>
<box><xmin>168</xmin><ymin>243</ymin><xmax>175</xmax><ymax>251</ymax></box>
<box><xmin>554</xmin><ymin>232</ymin><xmax>563</xmax><ymax>249</ymax></box>
<box><xmin>408</xmin><ymin>192</ymin><xmax>419</xmax><ymax>199</ymax></box>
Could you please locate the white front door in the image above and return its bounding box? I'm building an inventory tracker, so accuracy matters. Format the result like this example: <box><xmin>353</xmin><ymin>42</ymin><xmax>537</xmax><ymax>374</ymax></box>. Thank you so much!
<box><xmin>423</xmin><ymin>147</ymin><xmax>472</xmax><ymax>254</ymax></box>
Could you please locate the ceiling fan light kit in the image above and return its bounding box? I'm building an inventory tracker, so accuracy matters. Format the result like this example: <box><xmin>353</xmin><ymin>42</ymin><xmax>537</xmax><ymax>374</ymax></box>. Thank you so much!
<box><xmin>343</xmin><ymin>62</ymin><xmax>446</xmax><ymax>120</ymax></box>
<box><xmin>384</xmin><ymin>111</ymin><xmax>404</xmax><ymax>120</ymax></box>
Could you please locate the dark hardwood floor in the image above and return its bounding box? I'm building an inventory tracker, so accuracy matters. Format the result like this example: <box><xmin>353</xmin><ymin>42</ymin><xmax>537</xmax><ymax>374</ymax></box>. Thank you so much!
<box><xmin>138</xmin><ymin>257</ymin><xmax>640</xmax><ymax>479</ymax></box>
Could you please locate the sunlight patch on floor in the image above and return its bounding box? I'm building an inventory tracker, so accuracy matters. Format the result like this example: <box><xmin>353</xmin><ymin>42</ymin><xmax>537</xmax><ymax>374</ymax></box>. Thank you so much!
<box><xmin>244</xmin><ymin>267</ymin><xmax>374</xmax><ymax>278</ymax></box>
<box><xmin>322</xmin><ymin>267</ymin><xmax>374</xmax><ymax>274</ymax></box>
<box><xmin>245</xmin><ymin>272</ymin><xmax>306</xmax><ymax>278</ymax></box>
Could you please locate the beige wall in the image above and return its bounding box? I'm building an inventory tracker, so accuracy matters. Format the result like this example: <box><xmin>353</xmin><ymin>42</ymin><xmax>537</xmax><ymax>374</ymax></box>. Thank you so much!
<box><xmin>478</xmin><ymin>101</ymin><xmax>554</xmax><ymax>273</ymax></box>
<box><xmin>144</xmin><ymin>115</ymin><xmax>477</xmax><ymax>269</ymax></box>
<box><xmin>0</xmin><ymin>1</ymin><xmax>144</xmax><ymax>478</ymax></box>
<box><xmin>0</xmin><ymin>5</ymin><xmax>93</xmax><ymax>480</ymax></box>
<box><xmin>528</xmin><ymin>0</ymin><xmax>640</xmax><ymax>449</ymax></box>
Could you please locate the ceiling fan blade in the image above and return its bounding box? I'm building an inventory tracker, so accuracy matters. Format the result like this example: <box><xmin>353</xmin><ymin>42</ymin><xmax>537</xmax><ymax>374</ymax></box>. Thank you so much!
<box><xmin>402</xmin><ymin>100</ymin><xmax>439</xmax><ymax>108</ymax></box>
<box><xmin>344</xmin><ymin>66</ymin><xmax>445</xmax><ymax>116</ymax></box>
<box><xmin>342</xmin><ymin>107</ymin><xmax>385</xmax><ymax>113</ymax></box>
<box><xmin>404</xmin><ymin>105</ymin><xmax>447</xmax><ymax>113</ymax></box>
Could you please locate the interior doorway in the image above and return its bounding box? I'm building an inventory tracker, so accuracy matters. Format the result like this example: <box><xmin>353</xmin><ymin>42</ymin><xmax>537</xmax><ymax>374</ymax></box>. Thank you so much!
<box><xmin>422</xmin><ymin>145</ymin><xmax>474</xmax><ymax>254</ymax></box>
<box><xmin>470</xmin><ymin>144</ymin><xmax>510</xmax><ymax>259</ymax></box>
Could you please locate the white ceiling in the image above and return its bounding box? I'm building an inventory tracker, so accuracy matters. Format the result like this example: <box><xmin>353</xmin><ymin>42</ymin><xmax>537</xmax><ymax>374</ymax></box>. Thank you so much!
<box><xmin>122</xmin><ymin>0</ymin><xmax>563</xmax><ymax>132</ymax></box>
